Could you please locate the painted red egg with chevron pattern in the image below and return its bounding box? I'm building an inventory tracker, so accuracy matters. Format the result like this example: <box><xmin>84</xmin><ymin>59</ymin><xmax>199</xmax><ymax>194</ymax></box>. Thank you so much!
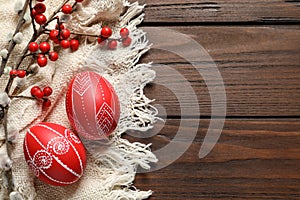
<box><xmin>23</xmin><ymin>122</ymin><xmax>87</xmax><ymax>186</ymax></box>
<box><xmin>66</xmin><ymin>71</ymin><xmax>120</xmax><ymax>140</ymax></box>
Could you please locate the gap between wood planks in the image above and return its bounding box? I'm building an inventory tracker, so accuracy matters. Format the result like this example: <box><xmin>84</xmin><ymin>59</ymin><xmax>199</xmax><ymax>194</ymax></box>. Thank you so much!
<box><xmin>141</xmin><ymin>26</ymin><xmax>300</xmax><ymax>117</ymax></box>
<box><xmin>141</xmin><ymin>21</ymin><xmax>300</xmax><ymax>27</ymax></box>
<box><xmin>162</xmin><ymin>116</ymin><xmax>300</xmax><ymax>120</ymax></box>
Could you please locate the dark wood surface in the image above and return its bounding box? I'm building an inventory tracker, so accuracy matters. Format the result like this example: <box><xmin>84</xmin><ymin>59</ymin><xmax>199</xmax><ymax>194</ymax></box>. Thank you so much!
<box><xmin>130</xmin><ymin>1</ymin><xmax>300</xmax><ymax>199</ymax></box>
<box><xmin>139</xmin><ymin>0</ymin><xmax>300</xmax><ymax>23</ymax></box>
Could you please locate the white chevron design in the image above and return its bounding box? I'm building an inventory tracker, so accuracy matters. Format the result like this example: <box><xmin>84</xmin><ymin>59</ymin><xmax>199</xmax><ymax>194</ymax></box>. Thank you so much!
<box><xmin>96</xmin><ymin>102</ymin><xmax>114</xmax><ymax>135</ymax></box>
<box><xmin>72</xmin><ymin>72</ymin><xmax>91</xmax><ymax>96</ymax></box>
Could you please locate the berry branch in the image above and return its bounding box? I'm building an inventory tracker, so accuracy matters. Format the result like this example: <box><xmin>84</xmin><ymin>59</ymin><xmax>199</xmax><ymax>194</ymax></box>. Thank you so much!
<box><xmin>2</xmin><ymin>105</ymin><xmax>13</xmax><ymax>194</ymax></box>
<box><xmin>5</xmin><ymin>0</ymin><xmax>71</xmax><ymax>94</ymax></box>
<box><xmin>29</xmin><ymin>0</ymin><xmax>37</xmax><ymax>35</ymax></box>
<box><xmin>0</xmin><ymin>0</ymin><xmax>30</xmax><ymax>195</ymax></box>
<box><xmin>0</xmin><ymin>0</ymin><xmax>30</xmax><ymax>77</ymax></box>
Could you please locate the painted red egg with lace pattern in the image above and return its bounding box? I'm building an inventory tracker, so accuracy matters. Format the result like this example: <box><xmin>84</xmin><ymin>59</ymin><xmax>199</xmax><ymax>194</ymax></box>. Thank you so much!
<box><xmin>66</xmin><ymin>71</ymin><xmax>120</xmax><ymax>140</ymax></box>
<box><xmin>23</xmin><ymin>122</ymin><xmax>87</xmax><ymax>186</ymax></box>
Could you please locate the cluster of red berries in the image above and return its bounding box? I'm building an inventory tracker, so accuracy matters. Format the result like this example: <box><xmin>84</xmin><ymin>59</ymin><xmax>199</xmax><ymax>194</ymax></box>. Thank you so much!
<box><xmin>32</xmin><ymin>1</ymin><xmax>47</xmax><ymax>25</ymax></box>
<box><xmin>49</xmin><ymin>24</ymin><xmax>80</xmax><ymax>51</ymax></box>
<box><xmin>28</xmin><ymin>41</ymin><xmax>58</xmax><ymax>67</ymax></box>
<box><xmin>30</xmin><ymin>86</ymin><xmax>53</xmax><ymax>107</ymax></box>
<box><xmin>97</xmin><ymin>27</ymin><xmax>132</xmax><ymax>50</ymax></box>
<box><xmin>32</xmin><ymin>0</ymin><xmax>85</xmax><ymax>25</ymax></box>
<box><xmin>10</xmin><ymin>0</ymin><xmax>134</xmax><ymax>111</ymax></box>
<box><xmin>27</xmin><ymin>24</ymin><xmax>80</xmax><ymax>68</ymax></box>
<box><xmin>9</xmin><ymin>70</ymin><xmax>27</xmax><ymax>78</ymax></box>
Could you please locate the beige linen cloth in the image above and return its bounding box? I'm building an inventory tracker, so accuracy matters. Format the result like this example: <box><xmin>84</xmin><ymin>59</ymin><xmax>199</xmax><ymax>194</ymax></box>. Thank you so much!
<box><xmin>0</xmin><ymin>0</ymin><xmax>157</xmax><ymax>199</ymax></box>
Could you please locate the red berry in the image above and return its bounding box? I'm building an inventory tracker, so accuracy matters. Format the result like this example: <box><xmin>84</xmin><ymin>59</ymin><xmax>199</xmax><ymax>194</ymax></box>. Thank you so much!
<box><xmin>37</xmin><ymin>53</ymin><xmax>45</xmax><ymax>58</ymax></box>
<box><xmin>97</xmin><ymin>37</ymin><xmax>107</xmax><ymax>46</ymax></box>
<box><xmin>34</xmin><ymin>89</ymin><xmax>44</xmax><ymax>99</ymax></box>
<box><xmin>10</xmin><ymin>70</ymin><xmax>18</xmax><ymax>77</ymax></box>
<box><xmin>75</xmin><ymin>0</ymin><xmax>84</xmax><ymax>2</ymax></box>
<box><xmin>108</xmin><ymin>40</ymin><xmax>118</xmax><ymax>50</ymax></box>
<box><xmin>49</xmin><ymin>30</ymin><xmax>59</xmax><ymax>40</ymax></box>
<box><xmin>28</xmin><ymin>42</ymin><xmax>39</xmax><ymax>52</ymax></box>
<box><xmin>43</xmin><ymin>86</ymin><xmax>53</xmax><ymax>96</ymax></box>
<box><xmin>34</xmin><ymin>3</ymin><xmax>46</xmax><ymax>14</ymax></box>
<box><xmin>37</xmin><ymin>0</ymin><xmax>45</xmax><ymax>2</ymax></box>
<box><xmin>35</xmin><ymin>14</ymin><xmax>47</xmax><ymax>25</ymax></box>
<box><xmin>60</xmin><ymin>29</ymin><xmax>71</xmax><ymax>39</ymax></box>
<box><xmin>37</xmin><ymin>56</ymin><xmax>47</xmax><ymax>67</ymax></box>
<box><xmin>31</xmin><ymin>86</ymin><xmax>40</xmax><ymax>96</ymax></box>
<box><xmin>53</xmin><ymin>39</ymin><xmax>60</xmax><ymax>44</ymax></box>
<box><xmin>60</xmin><ymin>40</ymin><xmax>70</xmax><ymax>49</ymax></box>
<box><xmin>17</xmin><ymin>70</ymin><xmax>26</xmax><ymax>78</ymax></box>
<box><xmin>120</xmin><ymin>28</ymin><xmax>129</xmax><ymax>39</ymax></box>
<box><xmin>31</xmin><ymin>9</ymin><xmax>37</xmax><ymax>17</ymax></box>
<box><xmin>49</xmin><ymin>52</ymin><xmax>59</xmax><ymax>61</ymax></box>
<box><xmin>55</xmin><ymin>23</ymin><xmax>65</xmax><ymax>30</ymax></box>
<box><xmin>39</xmin><ymin>42</ymin><xmax>51</xmax><ymax>53</ymax></box>
<box><xmin>70</xmin><ymin>39</ymin><xmax>79</xmax><ymax>51</ymax></box>
<box><xmin>122</xmin><ymin>37</ymin><xmax>132</xmax><ymax>47</ymax></box>
<box><xmin>62</xmin><ymin>4</ymin><xmax>72</xmax><ymax>14</ymax></box>
<box><xmin>101</xmin><ymin>27</ymin><xmax>112</xmax><ymax>38</ymax></box>
<box><xmin>43</xmin><ymin>99</ymin><xmax>51</xmax><ymax>107</ymax></box>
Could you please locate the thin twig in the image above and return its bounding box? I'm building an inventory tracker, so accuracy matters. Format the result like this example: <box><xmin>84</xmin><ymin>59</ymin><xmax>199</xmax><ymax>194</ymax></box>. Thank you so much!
<box><xmin>3</xmin><ymin>107</ymin><xmax>13</xmax><ymax>194</ymax></box>
<box><xmin>9</xmin><ymin>95</ymin><xmax>35</xmax><ymax>100</ymax></box>
<box><xmin>46</xmin><ymin>16</ymin><xmax>59</xmax><ymax>27</ymax></box>
<box><xmin>43</xmin><ymin>0</ymin><xmax>70</xmax><ymax>28</ymax></box>
<box><xmin>72</xmin><ymin>2</ymin><xmax>78</xmax><ymax>10</ymax></box>
<box><xmin>71</xmin><ymin>32</ymin><xmax>99</xmax><ymax>38</ymax></box>
<box><xmin>29</xmin><ymin>0</ymin><xmax>37</xmax><ymax>36</ymax></box>
<box><xmin>0</xmin><ymin>0</ymin><xmax>30</xmax><ymax>78</ymax></box>
<box><xmin>24</xmin><ymin>53</ymin><xmax>36</xmax><ymax>58</ymax></box>
<box><xmin>56</xmin><ymin>17</ymin><xmax>62</xmax><ymax>34</ymax></box>
<box><xmin>70</xmin><ymin>32</ymin><xmax>123</xmax><ymax>42</ymax></box>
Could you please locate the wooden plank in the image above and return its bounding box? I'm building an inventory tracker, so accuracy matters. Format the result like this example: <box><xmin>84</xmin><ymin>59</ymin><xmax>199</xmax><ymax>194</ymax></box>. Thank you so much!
<box><xmin>126</xmin><ymin>119</ymin><xmax>300</xmax><ymax>199</ymax></box>
<box><xmin>132</xmin><ymin>0</ymin><xmax>300</xmax><ymax>23</ymax></box>
<box><xmin>141</xmin><ymin>26</ymin><xmax>300</xmax><ymax>116</ymax></box>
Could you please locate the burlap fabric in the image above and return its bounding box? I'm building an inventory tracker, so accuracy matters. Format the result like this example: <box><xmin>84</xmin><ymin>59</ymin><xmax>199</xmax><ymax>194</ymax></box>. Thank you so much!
<box><xmin>0</xmin><ymin>0</ymin><xmax>157</xmax><ymax>199</ymax></box>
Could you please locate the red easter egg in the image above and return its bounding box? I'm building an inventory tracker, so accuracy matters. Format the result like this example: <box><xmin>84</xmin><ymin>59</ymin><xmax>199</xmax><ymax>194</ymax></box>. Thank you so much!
<box><xmin>23</xmin><ymin>122</ymin><xmax>87</xmax><ymax>186</ymax></box>
<box><xmin>66</xmin><ymin>71</ymin><xmax>120</xmax><ymax>140</ymax></box>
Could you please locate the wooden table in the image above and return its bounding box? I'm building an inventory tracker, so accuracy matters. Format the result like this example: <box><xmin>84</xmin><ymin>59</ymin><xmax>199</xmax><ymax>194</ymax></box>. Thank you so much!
<box><xmin>127</xmin><ymin>1</ymin><xmax>300</xmax><ymax>199</ymax></box>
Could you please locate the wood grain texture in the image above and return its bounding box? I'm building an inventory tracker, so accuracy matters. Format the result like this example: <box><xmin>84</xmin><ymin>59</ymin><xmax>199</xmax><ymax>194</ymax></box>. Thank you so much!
<box><xmin>128</xmin><ymin>119</ymin><xmax>300</xmax><ymax>199</ymax></box>
<box><xmin>130</xmin><ymin>0</ymin><xmax>300</xmax><ymax>199</ymax></box>
<box><xmin>141</xmin><ymin>26</ymin><xmax>300</xmax><ymax>117</ymax></box>
<box><xmin>131</xmin><ymin>0</ymin><xmax>300</xmax><ymax>23</ymax></box>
